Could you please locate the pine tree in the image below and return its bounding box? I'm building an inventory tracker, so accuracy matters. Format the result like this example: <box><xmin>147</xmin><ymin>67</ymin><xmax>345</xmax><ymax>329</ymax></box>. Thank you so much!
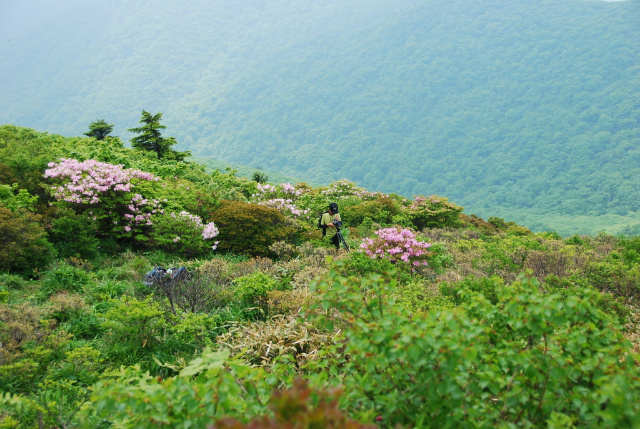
<box><xmin>84</xmin><ymin>119</ymin><xmax>114</xmax><ymax>140</ymax></box>
<box><xmin>128</xmin><ymin>110</ymin><xmax>190</xmax><ymax>160</ymax></box>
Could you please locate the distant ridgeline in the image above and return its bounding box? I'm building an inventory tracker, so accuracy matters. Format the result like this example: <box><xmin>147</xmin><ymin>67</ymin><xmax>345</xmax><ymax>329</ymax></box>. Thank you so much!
<box><xmin>0</xmin><ymin>0</ymin><xmax>638</xmax><ymax>235</ymax></box>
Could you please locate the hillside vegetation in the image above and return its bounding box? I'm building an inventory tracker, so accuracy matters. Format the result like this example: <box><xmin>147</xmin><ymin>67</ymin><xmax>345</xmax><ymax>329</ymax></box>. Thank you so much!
<box><xmin>1</xmin><ymin>0</ymin><xmax>639</xmax><ymax>234</ymax></box>
<box><xmin>1</xmin><ymin>125</ymin><xmax>640</xmax><ymax>428</ymax></box>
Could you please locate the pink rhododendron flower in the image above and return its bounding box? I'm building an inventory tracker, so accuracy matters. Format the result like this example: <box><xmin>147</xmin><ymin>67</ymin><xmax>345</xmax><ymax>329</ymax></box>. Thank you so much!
<box><xmin>359</xmin><ymin>227</ymin><xmax>432</xmax><ymax>269</ymax></box>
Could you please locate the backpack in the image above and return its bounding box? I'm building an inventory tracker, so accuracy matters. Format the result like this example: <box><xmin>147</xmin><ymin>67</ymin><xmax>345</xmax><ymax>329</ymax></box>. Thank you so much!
<box><xmin>317</xmin><ymin>211</ymin><xmax>329</xmax><ymax>236</ymax></box>
<box><xmin>144</xmin><ymin>266</ymin><xmax>166</xmax><ymax>286</ymax></box>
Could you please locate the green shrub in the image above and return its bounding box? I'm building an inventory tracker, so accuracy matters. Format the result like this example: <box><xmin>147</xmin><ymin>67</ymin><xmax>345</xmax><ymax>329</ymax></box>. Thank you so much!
<box><xmin>580</xmin><ymin>258</ymin><xmax>640</xmax><ymax>300</ymax></box>
<box><xmin>439</xmin><ymin>275</ymin><xmax>504</xmax><ymax>306</ymax></box>
<box><xmin>397</xmin><ymin>194</ymin><xmax>463</xmax><ymax>230</ymax></box>
<box><xmin>148</xmin><ymin>210</ymin><xmax>218</xmax><ymax>257</ymax></box>
<box><xmin>395</xmin><ymin>280</ymin><xmax>454</xmax><ymax>314</ymax></box>
<box><xmin>338</xmin><ymin>251</ymin><xmax>412</xmax><ymax>284</ymax></box>
<box><xmin>0</xmin><ymin>273</ymin><xmax>28</xmax><ymax>290</ymax></box>
<box><xmin>308</xmin><ymin>264</ymin><xmax>640</xmax><ymax>428</ymax></box>
<box><xmin>49</xmin><ymin>208</ymin><xmax>100</xmax><ymax>259</ymax></box>
<box><xmin>347</xmin><ymin>195</ymin><xmax>400</xmax><ymax>227</ymax></box>
<box><xmin>40</xmin><ymin>261</ymin><xmax>94</xmax><ymax>298</ymax></box>
<box><xmin>99</xmin><ymin>295</ymin><xmax>168</xmax><ymax>370</ymax></box>
<box><xmin>79</xmin><ymin>348</ymin><xmax>278</xmax><ymax>428</ymax></box>
<box><xmin>211</xmin><ymin>201</ymin><xmax>297</xmax><ymax>257</ymax></box>
<box><xmin>0</xmin><ymin>206</ymin><xmax>55</xmax><ymax>274</ymax></box>
<box><xmin>544</xmin><ymin>274</ymin><xmax>630</xmax><ymax>325</ymax></box>
<box><xmin>234</xmin><ymin>272</ymin><xmax>278</xmax><ymax>317</ymax></box>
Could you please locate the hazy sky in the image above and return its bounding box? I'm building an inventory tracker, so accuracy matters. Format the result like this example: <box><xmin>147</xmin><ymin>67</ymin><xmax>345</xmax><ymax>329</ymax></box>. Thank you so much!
<box><xmin>1</xmin><ymin>0</ymin><xmax>87</xmax><ymax>38</ymax></box>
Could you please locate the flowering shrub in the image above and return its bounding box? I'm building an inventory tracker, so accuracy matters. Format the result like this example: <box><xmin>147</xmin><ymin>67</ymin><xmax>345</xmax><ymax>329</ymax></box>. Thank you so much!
<box><xmin>149</xmin><ymin>211</ymin><xmax>219</xmax><ymax>257</ymax></box>
<box><xmin>251</xmin><ymin>183</ymin><xmax>310</xmax><ymax>219</ymax></box>
<box><xmin>44</xmin><ymin>159</ymin><xmax>163</xmax><ymax>240</ymax></box>
<box><xmin>359</xmin><ymin>227</ymin><xmax>432</xmax><ymax>268</ymax></box>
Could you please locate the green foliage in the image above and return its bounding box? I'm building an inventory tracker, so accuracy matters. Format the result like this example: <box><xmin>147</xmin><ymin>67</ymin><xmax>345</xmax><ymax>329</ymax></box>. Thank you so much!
<box><xmin>99</xmin><ymin>295</ymin><xmax>169</xmax><ymax>369</ymax></box>
<box><xmin>338</xmin><ymin>251</ymin><xmax>407</xmax><ymax>281</ymax></box>
<box><xmin>347</xmin><ymin>195</ymin><xmax>400</xmax><ymax>227</ymax></box>
<box><xmin>49</xmin><ymin>208</ymin><xmax>100</xmax><ymax>259</ymax></box>
<box><xmin>394</xmin><ymin>280</ymin><xmax>454</xmax><ymax>314</ymax></box>
<box><xmin>0</xmin><ymin>207</ymin><xmax>55</xmax><ymax>274</ymax></box>
<box><xmin>98</xmin><ymin>295</ymin><xmax>219</xmax><ymax>372</ymax></box>
<box><xmin>0</xmin><ymin>183</ymin><xmax>38</xmax><ymax>212</ymax></box>
<box><xmin>251</xmin><ymin>171</ymin><xmax>269</xmax><ymax>184</ymax></box>
<box><xmin>580</xmin><ymin>257</ymin><xmax>640</xmax><ymax>301</ymax></box>
<box><xmin>397</xmin><ymin>195</ymin><xmax>463</xmax><ymax>230</ymax></box>
<box><xmin>468</xmin><ymin>234</ymin><xmax>546</xmax><ymax>276</ymax></box>
<box><xmin>84</xmin><ymin>119</ymin><xmax>114</xmax><ymax>140</ymax></box>
<box><xmin>0</xmin><ymin>126</ymin><xmax>63</xmax><ymax>202</ymax></box>
<box><xmin>308</xmin><ymin>264</ymin><xmax>640</xmax><ymax>428</ymax></box>
<box><xmin>234</xmin><ymin>272</ymin><xmax>278</xmax><ymax>311</ymax></box>
<box><xmin>212</xmin><ymin>200</ymin><xmax>297</xmax><ymax>257</ymax></box>
<box><xmin>0</xmin><ymin>273</ymin><xmax>28</xmax><ymax>290</ymax></box>
<box><xmin>40</xmin><ymin>261</ymin><xmax>94</xmax><ymax>298</ymax></box>
<box><xmin>79</xmin><ymin>348</ymin><xmax>279</xmax><ymax>428</ymax></box>
<box><xmin>148</xmin><ymin>211</ymin><xmax>217</xmax><ymax>258</ymax></box>
<box><xmin>439</xmin><ymin>274</ymin><xmax>504</xmax><ymax>306</ymax></box>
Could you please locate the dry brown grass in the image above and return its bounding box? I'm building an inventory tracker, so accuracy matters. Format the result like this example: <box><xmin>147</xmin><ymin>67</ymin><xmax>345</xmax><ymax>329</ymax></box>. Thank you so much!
<box><xmin>216</xmin><ymin>315</ymin><xmax>333</xmax><ymax>367</ymax></box>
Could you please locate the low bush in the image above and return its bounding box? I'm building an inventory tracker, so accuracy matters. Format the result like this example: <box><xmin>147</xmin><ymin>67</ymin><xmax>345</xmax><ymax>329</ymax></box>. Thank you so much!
<box><xmin>49</xmin><ymin>208</ymin><xmax>100</xmax><ymax>259</ymax></box>
<box><xmin>0</xmin><ymin>207</ymin><xmax>55</xmax><ymax>274</ymax></box>
<box><xmin>211</xmin><ymin>201</ymin><xmax>297</xmax><ymax>257</ymax></box>
<box><xmin>40</xmin><ymin>261</ymin><xmax>95</xmax><ymax>298</ymax></box>
<box><xmin>347</xmin><ymin>195</ymin><xmax>400</xmax><ymax>227</ymax></box>
<box><xmin>396</xmin><ymin>194</ymin><xmax>463</xmax><ymax>230</ymax></box>
<box><xmin>233</xmin><ymin>272</ymin><xmax>279</xmax><ymax>317</ymax></box>
<box><xmin>148</xmin><ymin>210</ymin><xmax>219</xmax><ymax>257</ymax></box>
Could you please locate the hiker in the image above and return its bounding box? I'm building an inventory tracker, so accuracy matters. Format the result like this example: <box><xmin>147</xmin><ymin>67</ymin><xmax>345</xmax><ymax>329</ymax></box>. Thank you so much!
<box><xmin>320</xmin><ymin>202</ymin><xmax>342</xmax><ymax>250</ymax></box>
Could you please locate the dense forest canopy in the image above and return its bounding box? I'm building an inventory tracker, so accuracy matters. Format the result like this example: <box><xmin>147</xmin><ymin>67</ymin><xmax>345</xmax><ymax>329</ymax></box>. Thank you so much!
<box><xmin>1</xmin><ymin>0</ymin><xmax>639</xmax><ymax>235</ymax></box>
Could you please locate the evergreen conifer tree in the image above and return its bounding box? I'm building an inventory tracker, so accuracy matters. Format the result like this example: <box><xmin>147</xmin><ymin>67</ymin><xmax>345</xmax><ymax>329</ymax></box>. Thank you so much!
<box><xmin>128</xmin><ymin>110</ymin><xmax>189</xmax><ymax>161</ymax></box>
<box><xmin>84</xmin><ymin>119</ymin><xmax>114</xmax><ymax>140</ymax></box>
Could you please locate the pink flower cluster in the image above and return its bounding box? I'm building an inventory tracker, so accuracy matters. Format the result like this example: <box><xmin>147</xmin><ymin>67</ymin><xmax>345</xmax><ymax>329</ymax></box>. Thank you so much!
<box><xmin>251</xmin><ymin>183</ymin><xmax>310</xmax><ymax>218</ymax></box>
<box><xmin>321</xmin><ymin>179</ymin><xmax>387</xmax><ymax>200</ymax></box>
<box><xmin>44</xmin><ymin>158</ymin><xmax>162</xmax><ymax>234</ymax></box>
<box><xmin>170</xmin><ymin>211</ymin><xmax>219</xmax><ymax>249</ymax></box>
<box><xmin>360</xmin><ymin>227</ymin><xmax>432</xmax><ymax>267</ymax></box>
<box><xmin>258</xmin><ymin>198</ymin><xmax>310</xmax><ymax>218</ymax></box>
<box><xmin>44</xmin><ymin>158</ymin><xmax>157</xmax><ymax>204</ymax></box>
<box><xmin>280</xmin><ymin>182</ymin><xmax>303</xmax><ymax>196</ymax></box>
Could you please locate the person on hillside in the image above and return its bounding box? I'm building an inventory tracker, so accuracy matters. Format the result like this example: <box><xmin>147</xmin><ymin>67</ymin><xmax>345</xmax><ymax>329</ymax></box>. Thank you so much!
<box><xmin>320</xmin><ymin>202</ymin><xmax>342</xmax><ymax>250</ymax></box>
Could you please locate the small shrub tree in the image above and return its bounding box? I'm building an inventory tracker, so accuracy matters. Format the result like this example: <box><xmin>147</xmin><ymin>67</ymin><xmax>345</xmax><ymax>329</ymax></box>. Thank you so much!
<box><xmin>397</xmin><ymin>194</ymin><xmax>463</xmax><ymax>230</ymax></box>
<box><xmin>0</xmin><ymin>207</ymin><xmax>55</xmax><ymax>274</ymax></box>
<box><xmin>211</xmin><ymin>201</ymin><xmax>297</xmax><ymax>257</ymax></box>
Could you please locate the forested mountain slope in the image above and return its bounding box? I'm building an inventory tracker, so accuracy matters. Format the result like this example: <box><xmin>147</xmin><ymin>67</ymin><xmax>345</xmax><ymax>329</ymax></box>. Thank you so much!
<box><xmin>1</xmin><ymin>0</ymin><xmax>639</xmax><ymax>234</ymax></box>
